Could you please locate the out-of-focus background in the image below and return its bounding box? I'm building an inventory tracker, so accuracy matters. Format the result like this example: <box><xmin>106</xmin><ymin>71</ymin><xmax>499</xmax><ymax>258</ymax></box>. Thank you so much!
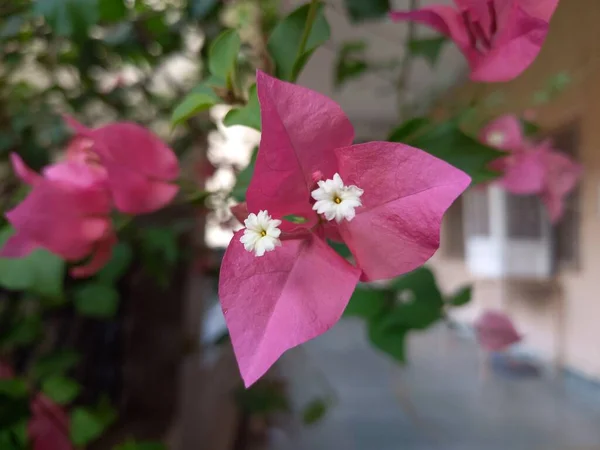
<box><xmin>1</xmin><ymin>0</ymin><xmax>600</xmax><ymax>449</ymax></box>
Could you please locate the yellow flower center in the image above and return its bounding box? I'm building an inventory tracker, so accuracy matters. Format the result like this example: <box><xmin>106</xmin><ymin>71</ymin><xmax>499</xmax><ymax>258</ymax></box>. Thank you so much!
<box><xmin>260</xmin><ymin>230</ymin><xmax>267</xmax><ymax>237</ymax></box>
<box><xmin>334</xmin><ymin>196</ymin><xmax>342</xmax><ymax>204</ymax></box>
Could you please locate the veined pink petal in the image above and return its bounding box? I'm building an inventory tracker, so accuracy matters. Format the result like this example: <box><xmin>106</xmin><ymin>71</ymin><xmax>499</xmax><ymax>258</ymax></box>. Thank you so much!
<box><xmin>335</xmin><ymin>142</ymin><xmax>471</xmax><ymax>281</ymax></box>
<box><xmin>70</xmin><ymin>233</ymin><xmax>117</xmax><ymax>278</ymax></box>
<box><xmin>390</xmin><ymin>6</ymin><xmax>470</xmax><ymax>48</ymax></box>
<box><xmin>219</xmin><ymin>231</ymin><xmax>360</xmax><ymax>387</ymax></box>
<box><xmin>10</xmin><ymin>153</ymin><xmax>41</xmax><ymax>185</ymax></box>
<box><xmin>540</xmin><ymin>150</ymin><xmax>582</xmax><ymax>223</ymax></box>
<box><xmin>518</xmin><ymin>0</ymin><xmax>560</xmax><ymax>22</ymax></box>
<box><xmin>29</xmin><ymin>395</ymin><xmax>72</xmax><ymax>450</ymax></box>
<box><xmin>98</xmin><ymin>162</ymin><xmax>179</xmax><ymax>214</ymax></box>
<box><xmin>230</xmin><ymin>203</ymin><xmax>249</xmax><ymax>224</ymax></box>
<box><xmin>469</xmin><ymin>6</ymin><xmax>548</xmax><ymax>82</ymax></box>
<box><xmin>475</xmin><ymin>310</ymin><xmax>522</xmax><ymax>352</ymax></box>
<box><xmin>497</xmin><ymin>148</ymin><xmax>546</xmax><ymax>194</ymax></box>
<box><xmin>480</xmin><ymin>115</ymin><xmax>524</xmax><ymax>151</ymax></box>
<box><xmin>247</xmin><ymin>71</ymin><xmax>355</xmax><ymax>227</ymax></box>
<box><xmin>43</xmin><ymin>161</ymin><xmax>107</xmax><ymax>188</ymax></box>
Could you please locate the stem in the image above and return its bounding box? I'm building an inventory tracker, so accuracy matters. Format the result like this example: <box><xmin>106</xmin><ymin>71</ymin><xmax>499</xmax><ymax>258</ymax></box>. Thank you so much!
<box><xmin>294</xmin><ymin>0</ymin><xmax>320</xmax><ymax>82</ymax></box>
<box><xmin>396</xmin><ymin>0</ymin><xmax>419</xmax><ymax>118</ymax></box>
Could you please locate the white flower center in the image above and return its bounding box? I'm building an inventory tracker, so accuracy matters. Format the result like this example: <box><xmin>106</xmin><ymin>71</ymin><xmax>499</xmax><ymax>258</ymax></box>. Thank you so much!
<box><xmin>487</xmin><ymin>131</ymin><xmax>505</xmax><ymax>147</ymax></box>
<box><xmin>311</xmin><ymin>173</ymin><xmax>364</xmax><ymax>223</ymax></box>
<box><xmin>240</xmin><ymin>210</ymin><xmax>282</xmax><ymax>257</ymax></box>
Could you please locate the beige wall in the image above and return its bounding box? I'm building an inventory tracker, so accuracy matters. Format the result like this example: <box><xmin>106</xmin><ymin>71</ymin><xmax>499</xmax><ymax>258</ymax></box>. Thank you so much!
<box><xmin>432</xmin><ymin>0</ymin><xmax>600</xmax><ymax>379</ymax></box>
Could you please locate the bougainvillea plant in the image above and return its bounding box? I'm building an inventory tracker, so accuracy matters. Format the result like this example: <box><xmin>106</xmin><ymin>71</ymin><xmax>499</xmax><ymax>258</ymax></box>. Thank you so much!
<box><xmin>0</xmin><ymin>0</ymin><xmax>572</xmax><ymax>446</ymax></box>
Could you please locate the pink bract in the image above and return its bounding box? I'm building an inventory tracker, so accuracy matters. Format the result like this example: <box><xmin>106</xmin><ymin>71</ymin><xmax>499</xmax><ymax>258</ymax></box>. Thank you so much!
<box><xmin>475</xmin><ymin>310</ymin><xmax>522</xmax><ymax>352</ymax></box>
<box><xmin>64</xmin><ymin>116</ymin><xmax>179</xmax><ymax>214</ymax></box>
<box><xmin>390</xmin><ymin>0</ymin><xmax>560</xmax><ymax>82</ymax></box>
<box><xmin>1</xmin><ymin>154</ymin><xmax>114</xmax><ymax>278</ymax></box>
<box><xmin>219</xmin><ymin>70</ymin><xmax>471</xmax><ymax>386</ymax></box>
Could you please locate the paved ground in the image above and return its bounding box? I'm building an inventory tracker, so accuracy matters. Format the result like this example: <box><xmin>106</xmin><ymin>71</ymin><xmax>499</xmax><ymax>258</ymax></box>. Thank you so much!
<box><xmin>270</xmin><ymin>320</ymin><xmax>600</xmax><ymax>450</ymax></box>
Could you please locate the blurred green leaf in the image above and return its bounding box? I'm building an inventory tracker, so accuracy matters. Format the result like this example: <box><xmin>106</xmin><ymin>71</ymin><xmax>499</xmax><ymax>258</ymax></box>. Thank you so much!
<box><xmin>334</xmin><ymin>40</ymin><xmax>368</xmax><ymax>88</ymax></box>
<box><xmin>235</xmin><ymin>381</ymin><xmax>289</xmax><ymax>415</ymax></box>
<box><xmin>171</xmin><ymin>92</ymin><xmax>219</xmax><ymax>126</ymax></box>
<box><xmin>0</xmin><ymin>227</ymin><xmax>65</xmax><ymax>299</ymax></box>
<box><xmin>368</xmin><ymin>315</ymin><xmax>408</xmax><ymax>363</ymax></box>
<box><xmin>223</xmin><ymin>84</ymin><xmax>261</xmax><ymax>131</ymax></box>
<box><xmin>98</xmin><ymin>0</ymin><xmax>127</xmax><ymax>22</ymax></box>
<box><xmin>70</xmin><ymin>399</ymin><xmax>117</xmax><ymax>446</ymax></box>
<box><xmin>328</xmin><ymin>241</ymin><xmax>352</xmax><ymax>259</ymax></box>
<box><xmin>208</xmin><ymin>29</ymin><xmax>241</xmax><ymax>81</ymax></box>
<box><xmin>388</xmin><ymin>117</ymin><xmax>431</xmax><ymax>143</ymax></box>
<box><xmin>190</xmin><ymin>0</ymin><xmax>220</xmax><ymax>19</ymax></box>
<box><xmin>448</xmin><ymin>285</ymin><xmax>472</xmax><ymax>307</ymax></box>
<box><xmin>96</xmin><ymin>242</ymin><xmax>133</xmax><ymax>284</ymax></box>
<box><xmin>521</xmin><ymin>119</ymin><xmax>540</xmax><ymax>137</ymax></box>
<box><xmin>74</xmin><ymin>283</ymin><xmax>120</xmax><ymax>318</ymax></box>
<box><xmin>408</xmin><ymin>36</ymin><xmax>447</xmax><ymax>66</ymax></box>
<box><xmin>0</xmin><ymin>396</ymin><xmax>29</xmax><ymax>431</ymax></box>
<box><xmin>0</xmin><ymin>16</ymin><xmax>25</xmax><ymax>39</ymax></box>
<box><xmin>41</xmin><ymin>376</ymin><xmax>80</xmax><ymax>405</ymax></box>
<box><xmin>32</xmin><ymin>350</ymin><xmax>80</xmax><ymax>380</ymax></box>
<box><xmin>0</xmin><ymin>380</ymin><xmax>27</xmax><ymax>399</ymax></box>
<box><xmin>302</xmin><ymin>399</ymin><xmax>329</xmax><ymax>425</ymax></box>
<box><xmin>344</xmin><ymin>0</ymin><xmax>390</xmax><ymax>22</ymax></box>
<box><xmin>344</xmin><ymin>286</ymin><xmax>390</xmax><ymax>319</ymax></box>
<box><xmin>408</xmin><ymin>120</ymin><xmax>502</xmax><ymax>184</ymax></box>
<box><xmin>114</xmin><ymin>440</ymin><xmax>167</xmax><ymax>450</ymax></box>
<box><xmin>267</xmin><ymin>2</ymin><xmax>330</xmax><ymax>82</ymax></box>
<box><xmin>34</xmin><ymin>0</ymin><xmax>99</xmax><ymax>38</ymax></box>
<box><xmin>1</xmin><ymin>315</ymin><xmax>42</xmax><ymax>349</ymax></box>
<box><xmin>231</xmin><ymin>147</ymin><xmax>257</xmax><ymax>202</ymax></box>
<box><xmin>0</xmin><ymin>420</ymin><xmax>28</xmax><ymax>450</ymax></box>
<box><xmin>282</xmin><ymin>215</ymin><xmax>309</xmax><ymax>224</ymax></box>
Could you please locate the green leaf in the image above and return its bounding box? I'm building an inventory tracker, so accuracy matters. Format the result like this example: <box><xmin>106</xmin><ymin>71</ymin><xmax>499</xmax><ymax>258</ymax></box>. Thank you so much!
<box><xmin>171</xmin><ymin>90</ymin><xmax>220</xmax><ymax>126</ymax></box>
<box><xmin>388</xmin><ymin>117</ymin><xmax>431</xmax><ymax>143</ymax></box>
<box><xmin>0</xmin><ymin>380</ymin><xmax>28</xmax><ymax>399</ymax></box>
<box><xmin>190</xmin><ymin>0</ymin><xmax>220</xmax><ymax>19</ymax></box>
<box><xmin>328</xmin><ymin>241</ymin><xmax>352</xmax><ymax>259</ymax></box>
<box><xmin>235</xmin><ymin>381</ymin><xmax>289</xmax><ymax>415</ymax></box>
<box><xmin>367</xmin><ymin>315</ymin><xmax>408</xmax><ymax>363</ymax></box>
<box><xmin>208</xmin><ymin>29</ymin><xmax>241</xmax><ymax>80</ymax></box>
<box><xmin>344</xmin><ymin>0</ymin><xmax>390</xmax><ymax>22</ymax></box>
<box><xmin>98</xmin><ymin>0</ymin><xmax>127</xmax><ymax>22</ymax></box>
<box><xmin>70</xmin><ymin>408</ymin><xmax>106</xmax><ymax>446</ymax></box>
<box><xmin>302</xmin><ymin>399</ymin><xmax>329</xmax><ymax>425</ymax></box>
<box><xmin>282</xmin><ymin>215</ymin><xmax>309</xmax><ymax>224</ymax></box>
<box><xmin>34</xmin><ymin>0</ymin><xmax>99</xmax><ymax>38</ymax></box>
<box><xmin>231</xmin><ymin>147</ymin><xmax>257</xmax><ymax>202</ymax></box>
<box><xmin>96</xmin><ymin>242</ymin><xmax>133</xmax><ymax>284</ymax></box>
<box><xmin>223</xmin><ymin>84</ymin><xmax>261</xmax><ymax>131</ymax></box>
<box><xmin>267</xmin><ymin>2</ymin><xmax>330</xmax><ymax>81</ymax></box>
<box><xmin>521</xmin><ymin>119</ymin><xmax>540</xmax><ymax>137</ymax></box>
<box><xmin>0</xmin><ymin>227</ymin><xmax>65</xmax><ymax>299</ymax></box>
<box><xmin>389</xmin><ymin>267</ymin><xmax>444</xmax><ymax>329</ymax></box>
<box><xmin>1</xmin><ymin>315</ymin><xmax>42</xmax><ymax>349</ymax></box>
<box><xmin>408</xmin><ymin>120</ymin><xmax>503</xmax><ymax>184</ymax></box>
<box><xmin>74</xmin><ymin>283</ymin><xmax>120</xmax><ymax>318</ymax></box>
<box><xmin>334</xmin><ymin>40</ymin><xmax>368</xmax><ymax>88</ymax></box>
<box><xmin>41</xmin><ymin>376</ymin><xmax>81</xmax><ymax>405</ymax></box>
<box><xmin>114</xmin><ymin>440</ymin><xmax>167</xmax><ymax>450</ymax></box>
<box><xmin>408</xmin><ymin>36</ymin><xmax>447</xmax><ymax>66</ymax></box>
<box><xmin>0</xmin><ymin>420</ymin><xmax>28</xmax><ymax>450</ymax></box>
<box><xmin>32</xmin><ymin>350</ymin><xmax>80</xmax><ymax>380</ymax></box>
<box><xmin>343</xmin><ymin>286</ymin><xmax>390</xmax><ymax>319</ymax></box>
<box><xmin>0</xmin><ymin>396</ymin><xmax>29</xmax><ymax>431</ymax></box>
<box><xmin>448</xmin><ymin>285</ymin><xmax>472</xmax><ymax>307</ymax></box>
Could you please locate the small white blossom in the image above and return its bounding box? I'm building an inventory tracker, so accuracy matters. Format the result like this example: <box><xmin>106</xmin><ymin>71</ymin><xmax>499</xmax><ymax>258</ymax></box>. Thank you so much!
<box><xmin>487</xmin><ymin>131</ymin><xmax>505</xmax><ymax>147</ymax></box>
<box><xmin>311</xmin><ymin>173</ymin><xmax>364</xmax><ymax>223</ymax></box>
<box><xmin>240</xmin><ymin>210</ymin><xmax>282</xmax><ymax>257</ymax></box>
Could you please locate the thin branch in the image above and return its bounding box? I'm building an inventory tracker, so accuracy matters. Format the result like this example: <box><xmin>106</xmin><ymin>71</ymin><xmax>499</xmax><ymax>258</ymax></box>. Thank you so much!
<box><xmin>396</xmin><ymin>0</ymin><xmax>419</xmax><ymax>118</ymax></box>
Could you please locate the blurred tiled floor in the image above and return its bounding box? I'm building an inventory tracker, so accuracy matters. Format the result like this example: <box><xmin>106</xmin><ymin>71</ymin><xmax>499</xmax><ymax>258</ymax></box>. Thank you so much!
<box><xmin>271</xmin><ymin>320</ymin><xmax>600</xmax><ymax>450</ymax></box>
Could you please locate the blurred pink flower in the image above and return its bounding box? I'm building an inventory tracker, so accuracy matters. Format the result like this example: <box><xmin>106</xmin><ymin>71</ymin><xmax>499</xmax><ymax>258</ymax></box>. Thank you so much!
<box><xmin>1</xmin><ymin>154</ymin><xmax>114</xmax><ymax>277</ymax></box>
<box><xmin>481</xmin><ymin>115</ymin><xmax>582</xmax><ymax>222</ymax></box>
<box><xmin>390</xmin><ymin>0</ymin><xmax>559</xmax><ymax>82</ymax></box>
<box><xmin>475</xmin><ymin>310</ymin><xmax>522</xmax><ymax>352</ymax></box>
<box><xmin>219</xmin><ymin>70</ymin><xmax>471</xmax><ymax>387</ymax></box>
<box><xmin>65</xmin><ymin>117</ymin><xmax>179</xmax><ymax>214</ymax></box>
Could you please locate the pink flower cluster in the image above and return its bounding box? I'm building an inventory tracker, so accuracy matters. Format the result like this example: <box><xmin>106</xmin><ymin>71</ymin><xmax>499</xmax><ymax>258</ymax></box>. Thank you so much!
<box><xmin>1</xmin><ymin>118</ymin><xmax>179</xmax><ymax>277</ymax></box>
<box><xmin>391</xmin><ymin>0</ymin><xmax>559</xmax><ymax>82</ymax></box>
<box><xmin>482</xmin><ymin>115</ymin><xmax>582</xmax><ymax>222</ymax></box>
<box><xmin>219</xmin><ymin>71</ymin><xmax>471</xmax><ymax>386</ymax></box>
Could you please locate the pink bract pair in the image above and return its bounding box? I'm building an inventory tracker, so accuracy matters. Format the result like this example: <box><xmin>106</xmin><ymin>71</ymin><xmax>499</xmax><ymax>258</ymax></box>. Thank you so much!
<box><xmin>1</xmin><ymin>118</ymin><xmax>179</xmax><ymax>277</ymax></box>
<box><xmin>219</xmin><ymin>71</ymin><xmax>472</xmax><ymax>387</ymax></box>
<box><xmin>482</xmin><ymin>115</ymin><xmax>582</xmax><ymax>222</ymax></box>
<box><xmin>391</xmin><ymin>0</ymin><xmax>559</xmax><ymax>82</ymax></box>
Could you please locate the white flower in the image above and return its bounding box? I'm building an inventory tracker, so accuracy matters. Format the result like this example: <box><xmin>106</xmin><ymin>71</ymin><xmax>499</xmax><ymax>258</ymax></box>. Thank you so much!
<box><xmin>311</xmin><ymin>173</ymin><xmax>364</xmax><ymax>223</ymax></box>
<box><xmin>487</xmin><ymin>131</ymin><xmax>505</xmax><ymax>147</ymax></box>
<box><xmin>239</xmin><ymin>210</ymin><xmax>282</xmax><ymax>257</ymax></box>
